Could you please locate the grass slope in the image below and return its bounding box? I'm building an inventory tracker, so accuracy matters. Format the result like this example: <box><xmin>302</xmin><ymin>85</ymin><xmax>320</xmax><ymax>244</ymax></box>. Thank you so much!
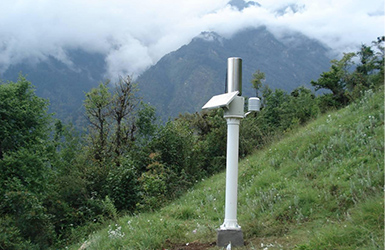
<box><xmin>69</xmin><ymin>88</ymin><xmax>384</xmax><ymax>250</ymax></box>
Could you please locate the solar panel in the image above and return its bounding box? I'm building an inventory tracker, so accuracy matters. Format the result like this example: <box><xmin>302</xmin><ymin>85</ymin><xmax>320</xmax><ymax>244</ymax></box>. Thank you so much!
<box><xmin>202</xmin><ymin>91</ymin><xmax>239</xmax><ymax>110</ymax></box>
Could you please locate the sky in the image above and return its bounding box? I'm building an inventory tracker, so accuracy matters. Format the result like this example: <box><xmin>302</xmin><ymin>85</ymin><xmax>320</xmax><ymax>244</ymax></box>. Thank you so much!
<box><xmin>0</xmin><ymin>0</ymin><xmax>383</xmax><ymax>79</ymax></box>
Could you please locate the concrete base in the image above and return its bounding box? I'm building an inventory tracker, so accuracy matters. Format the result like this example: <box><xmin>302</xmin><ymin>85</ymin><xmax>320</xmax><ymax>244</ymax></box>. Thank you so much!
<box><xmin>217</xmin><ymin>229</ymin><xmax>244</xmax><ymax>247</ymax></box>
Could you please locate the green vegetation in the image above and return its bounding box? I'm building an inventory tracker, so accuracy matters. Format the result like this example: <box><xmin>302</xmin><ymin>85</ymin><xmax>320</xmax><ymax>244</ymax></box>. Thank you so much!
<box><xmin>68</xmin><ymin>85</ymin><xmax>384</xmax><ymax>250</ymax></box>
<box><xmin>0</xmin><ymin>38</ymin><xmax>383</xmax><ymax>249</ymax></box>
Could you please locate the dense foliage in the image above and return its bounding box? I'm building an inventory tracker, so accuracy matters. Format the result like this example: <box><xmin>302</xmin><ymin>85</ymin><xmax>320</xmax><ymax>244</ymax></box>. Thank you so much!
<box><xmin>0</xmin><ymin>38</ymin><xmax>383</xmax><ymax>249</ymax></box>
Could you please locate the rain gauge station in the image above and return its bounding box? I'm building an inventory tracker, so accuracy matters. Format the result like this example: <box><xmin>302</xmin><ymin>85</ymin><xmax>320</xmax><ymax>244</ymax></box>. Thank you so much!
<box><xmin>202</xmin><ymin>57</ymin><xmax>261</xmax><ymax>247</ymax></box>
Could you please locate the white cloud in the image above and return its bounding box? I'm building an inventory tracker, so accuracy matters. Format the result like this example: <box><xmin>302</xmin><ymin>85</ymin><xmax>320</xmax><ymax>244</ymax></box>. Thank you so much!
<box><xmin>0</xmin><ymin>0</ymin><xmax>383</xmax><ymax>79</ymax></box>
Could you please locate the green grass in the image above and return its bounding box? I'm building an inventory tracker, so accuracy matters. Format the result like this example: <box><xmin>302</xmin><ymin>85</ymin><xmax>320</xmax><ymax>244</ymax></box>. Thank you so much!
<box><xmin>68</xmin><ymin>88</ymin><xmax>384</xmax><ymax>250</ymax></box>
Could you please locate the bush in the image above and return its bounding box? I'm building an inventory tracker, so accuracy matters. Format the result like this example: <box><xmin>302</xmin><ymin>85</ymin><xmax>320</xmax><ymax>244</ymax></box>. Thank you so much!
<box><xmin>105</xmin><ymin>158</ymin><xmax>139</xmax><ymax>211</ymax></box>
<box><xmin>137</xmin><ymin>161</ymin><xmax>170</xmax><ymax>211</ymax></box>
<box><xmin>0</xmin><ymin>216</ymin><xmax>38</xmax><ymax>250</ymax></box>
<box><xmin>1</xmin><ymin>180</ymin><xmax>55</xmax><ymax>248</ymax></box>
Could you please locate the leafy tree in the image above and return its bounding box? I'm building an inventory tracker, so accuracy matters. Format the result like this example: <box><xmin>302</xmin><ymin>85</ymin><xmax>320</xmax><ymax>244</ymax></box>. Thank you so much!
<box><xmin>312</xmin><ymin>37</ymin><xmax>384</xmax><ymax>110</ymax></box>
<box><xmin>84</xmin><ymin>77</ymin><xmax>139</xmax><ymax>165</ymax></box>
<box><xmin>260</xmin><ymin>88</ymin><xmax>290</xmax><ymax>129</ymax></box>
<box><xmin>373</xmin><ymin>36</ymin><xmax>384</xmax><ymax>71</ymax></box>
<box><xmin>129</xmin><ymin>102</ymin><xmax>159</xmax><ymax>174</ymax></box>
<box><xmin>136</xmin><ymin>102</ymin><xmax>158</xmax><ymax>142</ymax></box>
<box><xmin>0</xmin><ymin>76</ymin><xmax>52</xmax><ymax>195</ymax></box>
<box><xmin>311</xmin><ymin>53</ymin><xmax>354</xmax><ymax>108</ymax></box>
<box><xmin>82</xmin><ymin>77</ymin><xmax>142</xmax><ymax>212</ymax></box>
<box><xmin>0</xmin><ymin>76</ymin><xmax>50</xmax><ymax>159</ymax></box>
<box><xmin>251</xmin><ymin>69</ymin><xmax>265</xmax><ymax>97</ymax></box>
<box><xmin>352</xmin><ymin>40</ymin><xmax>385</xmax><ymax>84</ymax></box>
<box><xmin>356</xmin><ymin>44</ymin><xmax>375</xmax><ymax>76</ymax></box>
<box><xmin>84</xmin><ymin>80</ymin><xmax>112</xmax><ymax>162</ymax></box>
<box><xmin>0</xmin><ymin>76</ymin><xmax>56</xmax><ymax>248</ymax></box>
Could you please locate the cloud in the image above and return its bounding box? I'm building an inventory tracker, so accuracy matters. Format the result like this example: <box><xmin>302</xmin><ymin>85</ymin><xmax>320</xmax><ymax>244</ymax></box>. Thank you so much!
<box><xmin>0</xmin><ymin>0</ymin><xmax>383</xmax><ymax>79</ymax></box>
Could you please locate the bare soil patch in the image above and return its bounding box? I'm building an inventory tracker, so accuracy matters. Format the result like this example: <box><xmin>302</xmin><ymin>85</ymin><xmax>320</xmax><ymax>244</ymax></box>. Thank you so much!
<box><xmin>168</xmin><ymin>241</ymin><xmax>216</xmax><ymax>250</ymax></box>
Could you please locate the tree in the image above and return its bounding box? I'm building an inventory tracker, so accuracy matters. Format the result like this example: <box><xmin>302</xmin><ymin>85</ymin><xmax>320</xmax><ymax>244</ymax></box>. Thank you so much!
<box><xmin>260</xmin><ymin>88</ymin><xmax>290</xmax><ymax>129</ymax></box>
<box><xmin>84</xmin><ymin>77</ymin><xmax>140</xmax><ymax>164</ymax></box>
<box><xmin>0</xmin><ymin>76</ymin><xmax>50</xmax><ymax>159</ymax></box>
<box><xmin>84</xmin><ymin>81</ymin><xmax>112</xmax><ymax>162</ymax></box>
<box><xmin>136</xmin><ymin>102</ymin><xmax>158</xmax><ymax>143</ymax></box>
<box><xmin>373</xmin><ymin>36</ymin><xmax>385</xmax><ymax>85</ymax></box>
<box><xmin>373</xmin><ymin>36</ymin><xmax>384</xmax><ymax>71</ymax></box>
<box><xmin>0</xmin><ymin>76</ymin><xmax>52</xmax><ymax>192</ymax></box>
<box><xmin>110</xmin><ymin>76</ymin><xmax>139</xmax><ymax>159</ymax></box>
<box><xmin>312</xmin><ymin>37</ymin><xmax>384</xmax><ymax>110</ymax></box>
<box><xmin>355</xmin><ymin>36</ymin><xmax>385</xmax><ymax>89</ymax></box>
<box><xmin>0</xmin><ymin>76</ymin><xmax>56</xmax><ymax>248</ymax></box>
<box><xmin>83</xmin><ymin>77</ymin><xmax>141</xmax><ymax>212</ymax></box>
<box><xmin>356</xmin><ymin>44</ymin><xmax>375</xmax><ymax>76</ymax></box>
<box><xmin>251</xmin><ymin>70</ymin><xmax>265</xmax><ymax>97</ymax></box>
<box><xmin>311</xmin><ymin>53</ymin><xmax>355</xmax><ymax>108</ymax></box>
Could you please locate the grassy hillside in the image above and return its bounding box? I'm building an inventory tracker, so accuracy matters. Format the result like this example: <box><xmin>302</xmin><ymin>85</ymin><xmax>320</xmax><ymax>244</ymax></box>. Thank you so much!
<box><xmin>69</xmin><ymin>88</ymin><xmax>384</xmax><ymax>250</ymax></box>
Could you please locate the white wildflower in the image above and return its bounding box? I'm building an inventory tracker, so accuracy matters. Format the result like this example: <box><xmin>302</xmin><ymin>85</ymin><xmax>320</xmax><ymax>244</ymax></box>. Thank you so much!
<box><xmin>108</xmin><ymin>224</ymin><xmax>125</xmax><ymax>239</ymax></box>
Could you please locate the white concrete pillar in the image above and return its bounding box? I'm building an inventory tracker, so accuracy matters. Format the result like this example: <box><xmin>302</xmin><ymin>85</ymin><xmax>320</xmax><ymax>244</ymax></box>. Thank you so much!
<box><xmin>221</xmin><ymin>117</ymin><xmax>241</xmax><ymax>230</ymax></box>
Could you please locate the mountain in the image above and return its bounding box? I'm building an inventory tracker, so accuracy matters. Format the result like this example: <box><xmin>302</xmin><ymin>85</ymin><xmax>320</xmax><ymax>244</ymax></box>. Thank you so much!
<box><xmin>136</xmin><ymin>27</ymin><xmax>332</xmax><ymax>120</ymax></box>
<box><xmin>228</xmin><ymin>0</ymin><xmax>261</xmax><ymax>10</ymax></box>
<box><xmin>0</xmin><ymin>50</ymin><xmax>105</xmax><ymax>126</ymax></box>
<box><xmin>1</xmin><ymin>27</ymin><xmax>332</xmax><ymax>123</ymax></box>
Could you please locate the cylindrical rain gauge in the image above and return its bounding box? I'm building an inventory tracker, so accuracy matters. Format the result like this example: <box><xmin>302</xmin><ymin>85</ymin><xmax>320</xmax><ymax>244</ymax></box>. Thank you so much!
<box><xmin>227</xmin><ymin>57</ymin><xmax>242</xmax><ymax>95</ymax></box>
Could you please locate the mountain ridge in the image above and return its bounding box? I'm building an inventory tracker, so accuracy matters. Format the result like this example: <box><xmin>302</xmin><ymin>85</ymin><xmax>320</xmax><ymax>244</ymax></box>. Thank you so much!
<box><xmin>1</xmin><ymin>27</ymin><xmax>332</xmax><ymax>122</ymax></box>
<box><xmin>136</xmin><ymin>26</ymin><xmax>332</xmax><ymax>120</ymax></box>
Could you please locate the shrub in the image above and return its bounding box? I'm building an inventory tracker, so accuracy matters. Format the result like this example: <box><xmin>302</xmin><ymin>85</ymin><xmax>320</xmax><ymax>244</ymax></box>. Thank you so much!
<box><xmin>1</xmin><ymin>179</ymin><xmax>55</xmax><ymax>248</ymax></box>
<box><xmin>105</xmin><ymin>158</ymin><xmax>139</xmax><ymax>211</ymax></box>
